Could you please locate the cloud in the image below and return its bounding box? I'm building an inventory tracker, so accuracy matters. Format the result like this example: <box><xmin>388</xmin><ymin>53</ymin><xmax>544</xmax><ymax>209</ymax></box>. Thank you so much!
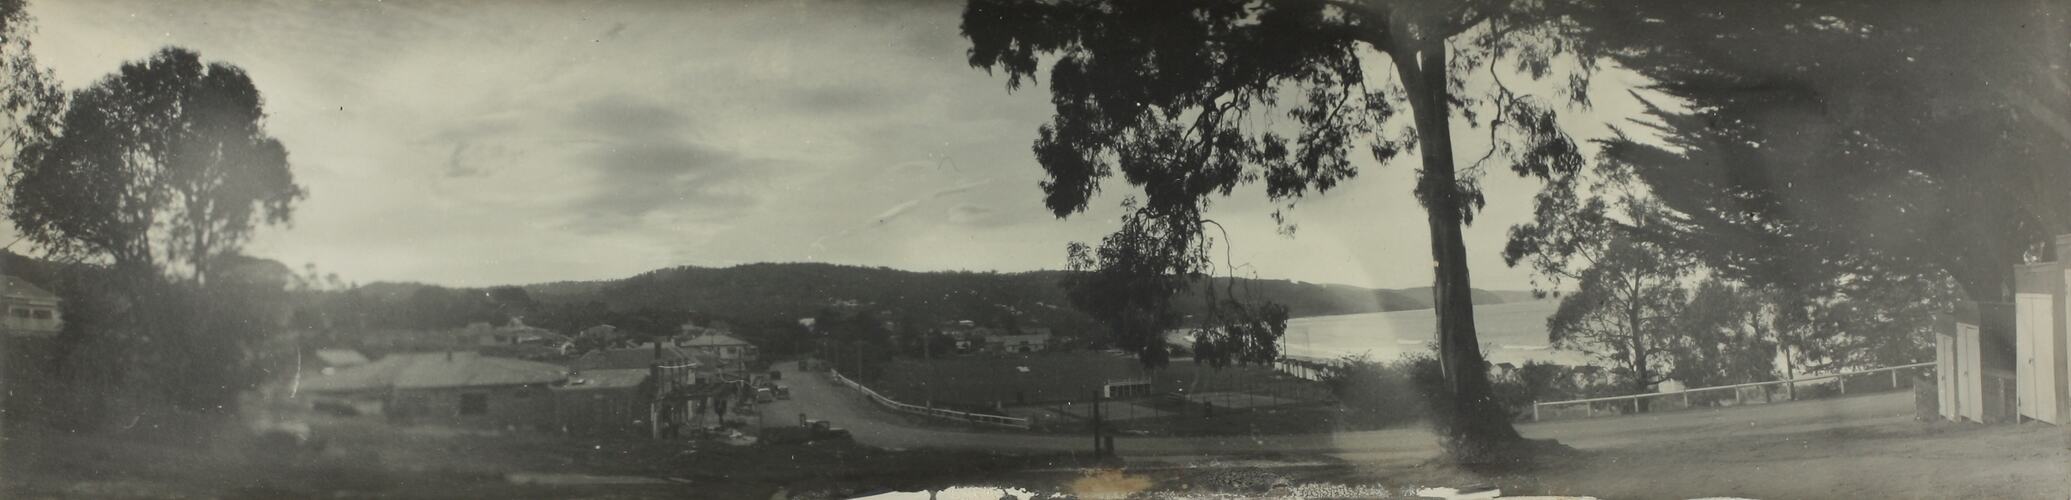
<box><xmin>553</xmin><ymin>94</ymin><xmax>782</xmax><ymax>233</ymax></box>
<box><xmin>789</xmin><ymin>82</ymin><xmax>910</xmax><ymax>114</ymax></box>
<box><xmin>947</xmin><ymin>203</ymin><xmax>998</xmax><ymax>225</ymax></box>
<box><xmin>809</xmin><ymin>178</ymin><xmax>990</xmax><ymax>249</ymax></box>
<box><xmin>445</xmin><ymin>142</ymin><xmax>481</xmax><ymax>177</ymax></box>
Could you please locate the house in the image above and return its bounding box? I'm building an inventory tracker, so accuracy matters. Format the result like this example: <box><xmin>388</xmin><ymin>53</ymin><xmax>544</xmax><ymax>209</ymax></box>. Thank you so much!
<box><xmin>492</xmin><ymin>318</ymin><xmax>569</xmax><ymax>346</ymax></box>
<box><xmin>301</xmin><ymin>351</ymin><xmax>569</xmax><ymax>429</ymax></box>
<box><xmin>313</xmin><ymin>348</ymin><xmax>371</xmax><ymax>375</ymax></box>
<box><xmin>986</xmin><ymin>332</ymin><xmax>1053</xmax><ymax>354</ymax></box>
<box><xmin>673</xmin><ymin>327</ymin><xmax>758</xmax><ymax>363</ymax></box>
<box><xmin>2</xmin><ymin>275</ymin><xmax>62</xmax><ymax>338</ymax></box>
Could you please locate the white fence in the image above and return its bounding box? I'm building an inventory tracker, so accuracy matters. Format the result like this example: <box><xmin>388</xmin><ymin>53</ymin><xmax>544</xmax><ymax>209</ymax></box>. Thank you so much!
<box><xmin>1532</xmin><ymin>362</ymin><xmax>1936</xmax><ymax>421</ymax></box>
<box><xmin>828</xmin><ymin>369</ymin><xmax>1032</xmax><ymax>429</ymax></box>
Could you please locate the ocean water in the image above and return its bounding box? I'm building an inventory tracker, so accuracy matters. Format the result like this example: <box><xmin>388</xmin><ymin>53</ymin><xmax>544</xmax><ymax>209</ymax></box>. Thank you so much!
<box><xmin>1277</xmin><ymin>299</ymin><xmax>1588</xmax><ymax>366</ymax></box>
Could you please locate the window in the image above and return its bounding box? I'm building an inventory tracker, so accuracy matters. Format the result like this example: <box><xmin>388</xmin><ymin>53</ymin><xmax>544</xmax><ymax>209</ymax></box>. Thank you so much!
<box><xmin>460</xmin><ymin>393</ymin><xmax>488</xmax><ymax>415</ymax></box>
<box><xmin>31</xmin><ymin>309</ymin><xmax>51</xmax><ymax>320</ymax></box>
<box><xmin>9</xmin><ymin>308</ymin><xmax>27</xmax><ymax>319</ymax></box>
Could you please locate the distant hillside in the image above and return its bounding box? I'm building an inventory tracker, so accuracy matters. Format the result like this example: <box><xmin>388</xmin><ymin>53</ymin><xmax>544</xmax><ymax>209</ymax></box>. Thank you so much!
<box><xmin>510</xmin><ymin>262</ymin><xmax>1529</xmax><ymax>325</ymax></box>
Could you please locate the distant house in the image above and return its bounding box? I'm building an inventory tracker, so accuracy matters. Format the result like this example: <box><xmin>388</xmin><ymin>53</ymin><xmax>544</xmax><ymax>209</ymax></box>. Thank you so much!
<box><xmin>987</xmin><ymin>332</ymin><xmax>1053</xmax><ymax>354</ymax></box>
<box><xmin>492</xmin><ymin>318</ymin><xmax>569</xmax><ymax>346</ymax></box>
<box><xmin>314</xmin><ymin>348</ymin><xmax>371</xmax><ymax>375</ymax></box>
<box><xmin>302</xmin><ymin>351</ymin><xmax>569</xmax><ymax>429</ymax></box>
<box><xmin>673</xmin><ymin>327</ymin><xmax>758</xmax><ymax>363</ymax></box>
<box><xmin>2</xmin><ymin>275</ymin><xmax>62</xmax><ymax>338</ymax></box>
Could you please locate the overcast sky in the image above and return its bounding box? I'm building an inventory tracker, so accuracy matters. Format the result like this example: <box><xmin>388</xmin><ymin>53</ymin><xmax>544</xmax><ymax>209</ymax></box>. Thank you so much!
<box><xmin>19</xmin><ymin>0</ymin><xmax>1652</xmax><ymax>290</ymax></box>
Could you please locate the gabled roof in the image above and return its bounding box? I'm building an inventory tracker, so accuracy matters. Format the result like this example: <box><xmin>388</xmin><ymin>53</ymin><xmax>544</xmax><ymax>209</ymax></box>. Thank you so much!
<box><xmin>675</xmin><ymin>332</ymin><xmax>753</xmax><ymax>348</ymax></box>
<box><xmin>302</xmin><ymin>352</ymin><xmax>567</xmax><ymax>393</ymax></box>
<box><xmin>2</xmin><ymin>275</ymin><xmax>59</xmax><ymax>303</ymax></box>
<box><xmin>314</xmin><ymin>349</ymin><xmax>370</xmax><ymax>367</ymax></box>
<box><xmin>989</xmin><ymin>333</ymin><xmax>1053</xmax><ymax>343</ymax></box>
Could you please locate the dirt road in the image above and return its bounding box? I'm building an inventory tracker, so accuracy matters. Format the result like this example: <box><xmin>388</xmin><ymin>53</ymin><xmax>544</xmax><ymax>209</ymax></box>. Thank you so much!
<box><xmin>758</xmin><ymin>362</ymin><xmax>1919</xmax><ymax>461</ymax></box>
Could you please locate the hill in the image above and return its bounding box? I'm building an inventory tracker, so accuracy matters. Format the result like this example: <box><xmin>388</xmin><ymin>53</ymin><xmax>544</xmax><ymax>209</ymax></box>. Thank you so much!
<box><xmin>512</xmin><ymin>262</ymin><xmax>1526</xmax><ymax>326</ymax></box>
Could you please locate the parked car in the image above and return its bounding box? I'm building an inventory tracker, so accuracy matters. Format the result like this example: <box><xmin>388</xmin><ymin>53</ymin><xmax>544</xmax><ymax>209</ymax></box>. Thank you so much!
<box><xmin>773</xmin><ymin>384</ymin><xmax>791</xmax><ymax>400</ymax></box>
<box><xmin>761</xmin><ymin>419</ymin><xmax>853</xmax><ymax>445</ymax></box>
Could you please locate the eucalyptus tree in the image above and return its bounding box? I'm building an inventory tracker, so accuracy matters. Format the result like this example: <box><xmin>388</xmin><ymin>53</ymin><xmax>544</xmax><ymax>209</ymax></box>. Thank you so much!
<box><xmin>7</xmin><ymin>47</ymin><xmax>303</xmax><ymax>284</ymax></box>
<box><xmin>1512</xmin><ymin>194</ymin><xmax>1691</xmax><ymax>404</ymax></box>
<box><xmin>962</xmin><ymin>0</ymin><xmax>1595</xmax><ymax>460</ymax></box>
<box><xmin>0</xmin><ymin>0</ymin><xmax>61</xmax><ymax>212</ymax></box>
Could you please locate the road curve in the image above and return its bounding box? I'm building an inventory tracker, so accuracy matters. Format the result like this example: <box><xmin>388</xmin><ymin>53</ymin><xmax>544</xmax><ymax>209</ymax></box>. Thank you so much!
<box><xmin>757</xmin><ymin>362</ymin><xmax>1917</xmax><ymax>460</ymax></box>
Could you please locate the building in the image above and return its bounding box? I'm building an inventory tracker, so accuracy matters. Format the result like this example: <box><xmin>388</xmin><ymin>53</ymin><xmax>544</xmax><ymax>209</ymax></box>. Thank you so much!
<box><xmin>492</xmin><ymin>318</ymin><xmax>570</xmax><ymax>346</ymax></box>
<box><xmin>301</xmin><ymin>351</ymin><xmax>570</xmax><ymax>429</ymax></box>
<box><xmin>552</xmin><ymin>368</ymin><xmax>652</xmax><ymax>436</ymax></box>
<box><xmin>674</xmin><ymin>327</ymin><xmax>758</xmax><ymax>363</ymax></box>
<box><xmin>567</xmin><ymin>342</ymin><xmax>749</xmax><ymax>437</ymax></box>
<box><xmin>313</xmin><ymin>348</ymin><xmax>371</xmax><ymax>375</ymax></box>
<box><xmin>570</xmin><ymin>343</ymin><xmax>723</xmax><ymax>389</ymax></box>
<box><xmin>2</xmin><ymin>275</ymin><xmax>62</xmax><ymax>338</ymax></box>
<box><xmin>987</xmin><ymin>332</ymin><xmax>1053</xmax><ymax>354</ymax></box>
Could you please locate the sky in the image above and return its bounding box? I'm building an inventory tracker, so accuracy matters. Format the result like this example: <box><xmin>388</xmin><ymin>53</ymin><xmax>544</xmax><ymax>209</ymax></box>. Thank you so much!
<box><xmin>17</xmin><ymin>0</ymin><xmax>1654</xmax><ymax>290</ymax></box>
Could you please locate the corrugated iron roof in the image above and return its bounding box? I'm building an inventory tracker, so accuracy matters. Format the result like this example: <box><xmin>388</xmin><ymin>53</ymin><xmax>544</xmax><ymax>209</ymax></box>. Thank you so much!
<box><xmin>302</xmin><ymin>352</ymin><xmax>567</xmax><ymax>392</ymax></box>
<box><xmin>314</xmin><ymin>349</ymin><xmax>370</xmax><ymax>366</ymax></box>
<box><xmin>2</xmin><ymin>275</ymin><xmax>59</xmax><ymax>303</ymax></box>
<box><xmin>675</xmin><ymin>332</ymin><xmax>753</xmax><ymax>347</ymax></box>
<box><xmin>560</xmin><ymin>368</ymin><xmax>650</xmax><ymax>391</ymax></box>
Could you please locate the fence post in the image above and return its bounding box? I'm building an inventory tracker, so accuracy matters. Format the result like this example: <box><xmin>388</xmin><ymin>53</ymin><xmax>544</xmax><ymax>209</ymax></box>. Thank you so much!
<box><xmin>1681</xmin><ymin>392</ymin><xmax>1691</xmax><ymax>408</ymax></box>
<box><xmin>1839</xmin><ymin>376</ymin><xmax>1848</xmax><ymax>395</ymax></box>
<box><xmin>1633</xmin><ymin>397</ymin><xmax>1641</xmax><ymax>414</ymax></box>
<box><xmin>1532</xmin><ymin>402</ymin><xmax>1541</xmax><ymax>422</ymax></box>
<box><xmin>1890</xmin><ymin>369</ymin><xmax>1898</xmax><ymax>389</ymax></box>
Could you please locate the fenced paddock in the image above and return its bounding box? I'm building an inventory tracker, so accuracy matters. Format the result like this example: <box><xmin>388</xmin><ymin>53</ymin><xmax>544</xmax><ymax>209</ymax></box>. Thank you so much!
<box><xmin>1532</xmin><ymin>362</ymin><xmax>1936</xmax><ymax>421</ymax></box>
<box><xmin>872</xmin><ymin>352</ymin><xmax>1331</xmax><ymax>408</ymax></box>
<box><xmin>828</xmin><ymin>369</ymin><xmax>1031</xmax><ymax>429</ymax></box>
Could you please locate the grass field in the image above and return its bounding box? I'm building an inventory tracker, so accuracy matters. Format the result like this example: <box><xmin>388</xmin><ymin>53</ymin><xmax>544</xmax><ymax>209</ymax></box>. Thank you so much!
<box><xmin>871</xmin><ymin>351</ymin><xmax>1332</xmax><ymax>412</ymax></box>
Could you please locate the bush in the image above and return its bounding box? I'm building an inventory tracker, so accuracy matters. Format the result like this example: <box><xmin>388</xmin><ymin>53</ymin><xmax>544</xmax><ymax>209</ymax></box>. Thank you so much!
<box><xmin>1322</xmin><ymin>354</ymin><xmax>1431</xmax><ymax>429</ymax></box>
<box><xmin>26</xmin><ymin>268</ymin><xmax>288</xmax><ymax>432</ymax></box>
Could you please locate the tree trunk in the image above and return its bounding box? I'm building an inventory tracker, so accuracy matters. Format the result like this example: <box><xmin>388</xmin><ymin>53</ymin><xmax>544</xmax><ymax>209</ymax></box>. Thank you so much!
<box><xmin>1630</xmin><ymin>305</ymin><xmax>1651</xmax><ymax>412</ymax></box>
<box><xmin>1401</xmin><ymin>40</ymin><xmax>1524</xmax><ymax>460</ymax></box>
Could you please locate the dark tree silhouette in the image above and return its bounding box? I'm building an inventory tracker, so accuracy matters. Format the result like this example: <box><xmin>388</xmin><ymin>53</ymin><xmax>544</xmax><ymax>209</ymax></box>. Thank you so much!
<box><xmin>1567</xmin><ymin>0</ymin><xmax>2068</xmax><ymax>318</ymax></box>
<box><xmin>962</xmin><ymin>0</ymin><xmax>1594</xmax><ymax>461</ymax></box>
<box><xmin>8</xmin><ymin>47</ymin><xmax>303</xmax><ymax>284</ymax></box>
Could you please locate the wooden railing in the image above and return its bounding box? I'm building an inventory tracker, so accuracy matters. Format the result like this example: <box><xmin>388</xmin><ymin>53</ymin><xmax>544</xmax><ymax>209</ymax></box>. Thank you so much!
<box><xmin>1532</xmin><ymin>362</ymin><xmax>1936</xmax><ymax>421</ymax></box>
<box><xmin>828</xmin><ymin>369</ymin><xmax>1032</xmax><ymax>429</ymax></box>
